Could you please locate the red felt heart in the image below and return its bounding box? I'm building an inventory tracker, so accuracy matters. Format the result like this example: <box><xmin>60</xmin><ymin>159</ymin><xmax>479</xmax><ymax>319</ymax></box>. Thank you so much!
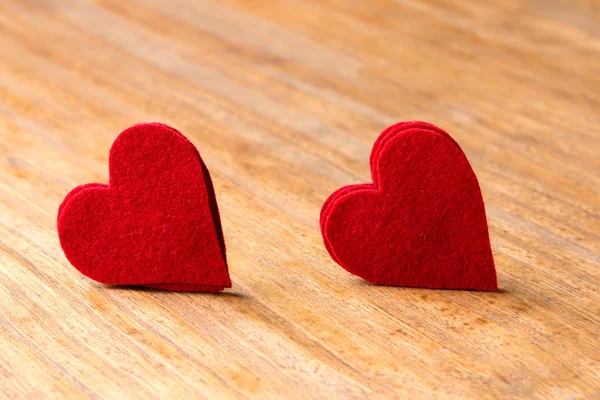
<box><xmin>58</xmin><ymin>123</ymin><xmax>231</xmax><ymax>292</ymax></box>
<box><xmin>321</xmin><ymin>122</ymin><xmax>497</xmax><ymax>290</ymax></box>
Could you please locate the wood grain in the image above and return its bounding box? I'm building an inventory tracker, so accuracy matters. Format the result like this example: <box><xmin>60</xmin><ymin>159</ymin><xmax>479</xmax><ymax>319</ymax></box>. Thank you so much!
<box><xmin>1</xmin><ymin>0</ymin><xmax>599</xmax><ymax>398</ymax></box>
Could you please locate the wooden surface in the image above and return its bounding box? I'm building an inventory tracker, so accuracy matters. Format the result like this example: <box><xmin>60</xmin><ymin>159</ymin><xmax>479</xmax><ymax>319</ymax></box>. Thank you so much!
<box><xmin>1</xmin><ymin>0</ymin><xmax>599</xmax><ymax>398</ymax></box>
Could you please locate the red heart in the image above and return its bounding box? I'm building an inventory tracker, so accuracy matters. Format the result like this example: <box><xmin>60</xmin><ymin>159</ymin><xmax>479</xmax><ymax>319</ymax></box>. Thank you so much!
<box><xmin>321</xmin><ymin>122</ymin><xmax>497</xmax><ymax>290</ymax></box>
<box><xmin>57</xmin><ymin>123</ymin><xmax>231</xmax><ymax>292</ymax></box>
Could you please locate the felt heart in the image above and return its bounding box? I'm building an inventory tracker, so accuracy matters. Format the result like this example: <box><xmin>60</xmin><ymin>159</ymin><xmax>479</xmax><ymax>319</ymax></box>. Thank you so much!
<box><xmin>58</xmin><ymin>123</ymin><xmax>231</xmax><ymax>292</ymax></box>
<box><xmin>321</xmin><ymin>122</ymin><xmax>497</xmax><ymax>290</ymax></box>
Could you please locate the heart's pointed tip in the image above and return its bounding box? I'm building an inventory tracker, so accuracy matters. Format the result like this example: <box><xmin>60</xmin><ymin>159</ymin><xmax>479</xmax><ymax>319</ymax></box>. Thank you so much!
<box><xmin>478</xmin><ymin>255</ymin><xmax>499</xmax><ymax>291</ymax></box>
<box><xmin>220</xmin><ymin>274</ymin><xmax>233</xmax><ymax>289</ymax></box>
<box><xmin>482</xmin><ymin>277</ymin><xmax>499</xmax><ymax>292</ymax></box>
<box><xmin>456</xmin><ymin>259</ymin><xmax>498</xmax><ymax>291</ymax></box>
<box><xmin>465</xmin><ymin>270</ymin><xmax>498</xmax><ymax>291</ymax></box>
<box><xmin>214</xmin><ymin>255</ymin><xmax>232</xmax><ymax>284</ymax></box>
<box><xmin>207</xmin><ymin>264</ymin><xmax>233</xmax><ymax>290</ymax></box>
<box><xmin>156</xmin><ymin>262</ymin><xmax>231</xmax><ymax>292</ymax></box>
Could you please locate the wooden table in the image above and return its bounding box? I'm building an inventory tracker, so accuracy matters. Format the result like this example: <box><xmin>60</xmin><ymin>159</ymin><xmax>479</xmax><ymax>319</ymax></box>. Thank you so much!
<box><xmin>1</xmin><ymin>0</ymin><xmax>598</xmax><ymax>398</ymax></box>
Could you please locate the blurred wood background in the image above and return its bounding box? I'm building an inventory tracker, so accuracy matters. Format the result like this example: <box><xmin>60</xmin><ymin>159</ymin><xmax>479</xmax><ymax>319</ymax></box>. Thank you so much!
<box><xmin>1</xmin><ymin>0</ymin><xmax>599</xmax><ymax>398</ymax></box>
